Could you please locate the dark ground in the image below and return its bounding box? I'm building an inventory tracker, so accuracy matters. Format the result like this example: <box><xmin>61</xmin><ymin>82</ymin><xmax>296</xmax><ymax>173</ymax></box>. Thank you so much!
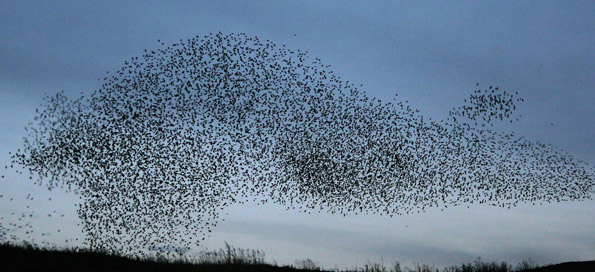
<box><xmin>0</xmin><ymin>244</ymin><xmax>307</xmax><ymax>272</ymax></box>
<box><xmin>522</xmin><ymin>261</ymin><xmax>595</xmax><ymax>272</ymax></box>
<box><xmin>1</xmin><ymin>243</ymin><xmax>593</xmax><ymax>272</ymax></box>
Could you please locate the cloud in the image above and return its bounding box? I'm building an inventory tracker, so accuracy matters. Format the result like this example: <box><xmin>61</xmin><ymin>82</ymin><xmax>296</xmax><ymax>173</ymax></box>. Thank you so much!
<box><xmin>218</xmin><ymin>220</ymin><xmax>478</xmax><ymax>266</ymax></box>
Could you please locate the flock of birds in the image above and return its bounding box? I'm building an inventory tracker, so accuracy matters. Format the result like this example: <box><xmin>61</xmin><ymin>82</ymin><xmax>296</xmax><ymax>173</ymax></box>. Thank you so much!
<box><xmin>2</xmin><ymin>32</ymin><xmax>593</xmax><ymax>257</ymax></box>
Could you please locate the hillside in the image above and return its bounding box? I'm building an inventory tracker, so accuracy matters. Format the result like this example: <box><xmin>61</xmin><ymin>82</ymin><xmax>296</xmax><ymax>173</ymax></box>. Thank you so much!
<box><xmin>0</xmin><ymin>243</ymin><xmax>307</xmax><ymax>272</ymax></box>
<box><xmin>1</xmin><ymin>243</ymin><xmax>593</xmax><ymax>272</ymax></box>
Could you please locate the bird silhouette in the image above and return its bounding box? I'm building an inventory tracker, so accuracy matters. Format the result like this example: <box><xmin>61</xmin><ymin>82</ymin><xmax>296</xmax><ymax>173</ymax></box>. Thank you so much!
<box><xmin>5</xmin><ymin>32</ymin><xmax>594</xmax><ymax>257</ymax></box>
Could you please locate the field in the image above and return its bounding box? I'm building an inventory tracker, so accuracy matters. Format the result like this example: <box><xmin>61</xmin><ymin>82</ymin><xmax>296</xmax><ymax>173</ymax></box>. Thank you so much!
<box><xmin>1</xmin><ymin>242</ymin><xmax>593</xmax><ymax>272</ymax></box>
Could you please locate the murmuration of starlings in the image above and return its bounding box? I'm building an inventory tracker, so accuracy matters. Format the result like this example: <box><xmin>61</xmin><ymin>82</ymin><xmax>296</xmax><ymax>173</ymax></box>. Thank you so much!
<box><xmin>6</xmin><ymin>32</ymin><xmax>593</xmax><ymax>257</ymax></box>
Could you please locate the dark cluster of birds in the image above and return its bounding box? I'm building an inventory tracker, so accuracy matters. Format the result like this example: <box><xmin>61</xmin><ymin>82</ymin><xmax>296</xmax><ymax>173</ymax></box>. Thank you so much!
<box><xmin>4</xmin><ymin>32</ymin><xmax>593</xmax><ymax>257</ymax></box>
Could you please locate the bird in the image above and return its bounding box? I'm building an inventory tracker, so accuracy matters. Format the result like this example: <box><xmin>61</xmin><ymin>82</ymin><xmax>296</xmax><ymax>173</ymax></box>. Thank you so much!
<box><xmin>4</xmin><ymin>32</ymin><xmax>593</xmax><ymax>258</ymax></box>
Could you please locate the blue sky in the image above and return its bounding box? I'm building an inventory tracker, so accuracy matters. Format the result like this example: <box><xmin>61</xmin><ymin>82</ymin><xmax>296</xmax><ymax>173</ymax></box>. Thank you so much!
<box><xmin>1</xmin><ymin>1</ymin><xmax>593</xmax><ymax>269</ymax></box>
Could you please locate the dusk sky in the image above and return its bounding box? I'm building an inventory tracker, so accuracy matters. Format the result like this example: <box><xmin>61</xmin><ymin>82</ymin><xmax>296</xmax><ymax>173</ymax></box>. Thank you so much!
<box><xmin>1</xmin><ymin>1</ymin><xmax>593</xmax><ymax>269</ymax></box>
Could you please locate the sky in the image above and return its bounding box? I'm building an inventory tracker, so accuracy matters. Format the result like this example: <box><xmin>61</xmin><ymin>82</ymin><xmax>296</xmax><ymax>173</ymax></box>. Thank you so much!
<box><xmin>0</xmin><ymin>0</ymin><xmax>593</xmax><ymax>269</ymax></box>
